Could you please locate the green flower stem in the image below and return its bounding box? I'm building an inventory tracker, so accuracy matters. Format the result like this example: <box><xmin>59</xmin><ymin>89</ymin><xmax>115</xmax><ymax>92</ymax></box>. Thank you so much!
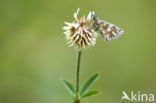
<box><xmin>75</xmin><ymin>50</ymin><xmax>81</xmax><ymax>103</ymax></box>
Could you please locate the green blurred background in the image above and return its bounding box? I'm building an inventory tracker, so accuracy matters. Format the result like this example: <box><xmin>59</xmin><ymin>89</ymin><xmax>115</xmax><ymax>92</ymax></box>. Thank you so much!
<box><xmin>0</xmin><ymin>0</ymin><xmax>156</xmax><ymax>103</ymax></box>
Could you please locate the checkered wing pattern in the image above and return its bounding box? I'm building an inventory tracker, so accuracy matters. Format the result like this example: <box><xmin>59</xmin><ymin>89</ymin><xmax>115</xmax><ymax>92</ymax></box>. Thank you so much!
<box><xmin>90</xmin><ymin>14</ymin><xmax>124</xmax><ymax>41</ymax></box>
<box><xmin>97</xmin><ymin>20</ymin><xmax>124</xmax><ymax>41</ymax></box>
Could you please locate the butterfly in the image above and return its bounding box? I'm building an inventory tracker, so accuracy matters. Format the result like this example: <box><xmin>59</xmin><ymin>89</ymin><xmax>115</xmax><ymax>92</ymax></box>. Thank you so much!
<box><xmin>88</xmin><ymin>12</ymin><xmax>124</xmax><ymax>41</ymax></box>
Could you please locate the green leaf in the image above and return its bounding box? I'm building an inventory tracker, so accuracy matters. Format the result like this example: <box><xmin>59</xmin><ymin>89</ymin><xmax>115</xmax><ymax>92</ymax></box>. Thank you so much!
<box><xmin>80</xmin><ymin>73</ymin><xmax>99</xmax><ymax>96</ymax></box>
<box><xmin>61</xmin><ymin>79</ymin><xmax>76</xmax><ymax>97</ymax></box>
<box><xmin>81</xmin><ymin>90</ymin><xmax>99</xmax><ymax>99</ymax></box>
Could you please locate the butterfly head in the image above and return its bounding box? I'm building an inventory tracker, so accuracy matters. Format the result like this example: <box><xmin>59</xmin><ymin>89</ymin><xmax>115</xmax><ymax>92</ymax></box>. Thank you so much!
<box><xmin>91</xmin><ymin>13</ymin><xmax>96</xmax><ymax>20</ymax></box>
<box><xmin>87</xmin><ymin>11</ymin><xmax>96</xmax><ymax>21</ymax></box>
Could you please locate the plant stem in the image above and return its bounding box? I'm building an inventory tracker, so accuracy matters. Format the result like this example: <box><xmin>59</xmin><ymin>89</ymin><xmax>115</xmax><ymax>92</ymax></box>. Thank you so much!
<box><xmin>75</xmin><ymin>50</ymin><xmax>81</xmax><ymax>103</ymax></box>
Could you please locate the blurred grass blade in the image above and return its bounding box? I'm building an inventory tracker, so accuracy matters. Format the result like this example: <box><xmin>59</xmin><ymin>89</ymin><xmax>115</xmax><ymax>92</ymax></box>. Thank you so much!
<box><xmin>80</xmin><ymin>73</ymin><xmax>99</xmax><ymax>96</ymax></box>
<box><xmin>61</xmin><ymin>79</ymin><xmax>76</xmax><ymax>97</ymax></box>
<box><xmin>81</xmin><ymin>90</ymin><xmax>99</xmax><ymax>99</ymax></box>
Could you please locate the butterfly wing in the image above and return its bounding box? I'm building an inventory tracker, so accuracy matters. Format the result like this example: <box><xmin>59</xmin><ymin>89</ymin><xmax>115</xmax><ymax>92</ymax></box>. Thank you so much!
<box><xmin>97</xmin><ymin>20</ymin><xmax>124</xmax><ymax>41</ymax></box>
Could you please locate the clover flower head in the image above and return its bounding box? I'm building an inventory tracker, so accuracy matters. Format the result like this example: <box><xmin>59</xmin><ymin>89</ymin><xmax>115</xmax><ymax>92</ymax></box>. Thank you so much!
<box><xmin>63</xmin><ymin>8</ymin><xmax>98</xmax><ymax>49</ymax></box>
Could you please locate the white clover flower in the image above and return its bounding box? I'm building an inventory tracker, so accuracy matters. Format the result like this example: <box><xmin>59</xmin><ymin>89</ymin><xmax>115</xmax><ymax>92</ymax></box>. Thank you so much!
<box><xmin>63</xmin><ymin>8</ymin><xmax>98</xmax><ymax>49</ymax></box>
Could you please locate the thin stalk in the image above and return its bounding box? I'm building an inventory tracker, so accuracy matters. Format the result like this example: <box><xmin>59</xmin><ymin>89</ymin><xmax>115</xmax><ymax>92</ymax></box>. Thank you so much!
<box><xmin>75</xmin><ymin>50</ymin><xmax>81</xmax><ymax>103</ymax></box>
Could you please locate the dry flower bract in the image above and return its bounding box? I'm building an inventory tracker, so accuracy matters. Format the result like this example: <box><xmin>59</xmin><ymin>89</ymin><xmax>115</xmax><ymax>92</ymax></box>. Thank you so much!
<box><xmin>63</xmin><ymin>8</ymin><xmax>98</xmax><ymax>49</ymax></box>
